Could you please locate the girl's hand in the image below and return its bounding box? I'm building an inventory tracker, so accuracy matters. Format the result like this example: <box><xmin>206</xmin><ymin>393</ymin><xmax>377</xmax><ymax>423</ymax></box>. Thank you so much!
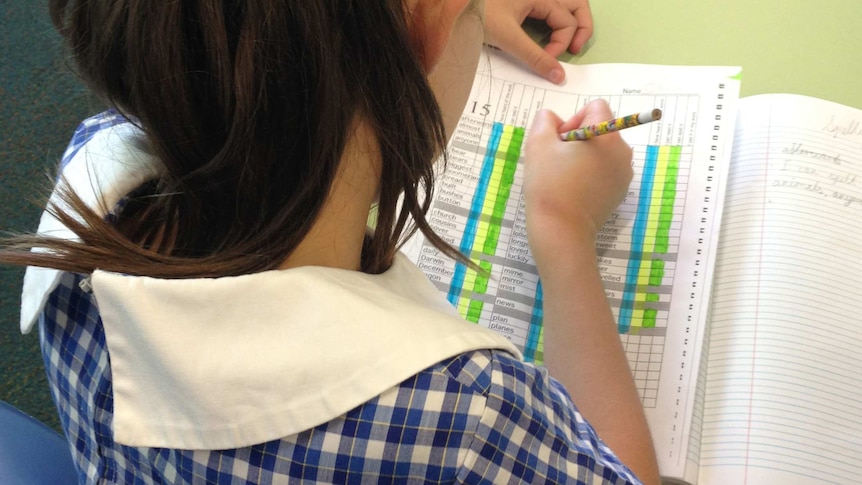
<box><xmin>523</xmin><ymin>99</ymin><xmax>632</xmax><ymax>267</ymax></box>
<box><xmin>484</xmin><ymin>0</ymin><xmax>593</xmax><ymax>84</ymax></box>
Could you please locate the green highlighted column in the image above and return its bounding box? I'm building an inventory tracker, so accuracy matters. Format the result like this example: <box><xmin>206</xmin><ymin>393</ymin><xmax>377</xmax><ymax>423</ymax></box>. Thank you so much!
<box><xmin>483</xmin><ymin>127</ymin><xmax>522</xmax><ymax>254</ymax></box>
<box><xmin>457</xmin><ymin>126</ymin><xmax>525</xmax><ymax>323</ymax></box>
<box><xmin>656</xmin><ymin>146</ymin><xmax>680</xmax><ymax>253</ymax></box>
<box><xmin>635</xmin><ymin>146</ymin><xmax>681</xmax><ymax>330</ymax></box>
<box><xmin>465</xmin><ymin>260</ymin><xmax>493</xmax><ymax>322</ymax></box>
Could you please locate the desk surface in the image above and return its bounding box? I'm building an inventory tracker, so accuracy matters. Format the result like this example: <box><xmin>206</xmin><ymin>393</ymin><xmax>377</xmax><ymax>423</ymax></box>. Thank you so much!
<box><xmin>553</xmin><ymin>0</ymin><xmax>862</xmax><ymax>109</ymax></box>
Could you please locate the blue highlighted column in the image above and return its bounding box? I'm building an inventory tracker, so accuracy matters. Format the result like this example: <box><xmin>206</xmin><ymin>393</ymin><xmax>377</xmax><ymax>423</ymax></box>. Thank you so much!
<box><xmin>447</xmin><ymin>123</ymin><xmax>524</xmax><ymax>327</ymax></box>
<box><xmin>618</xmin><ymin>146</ymin><xmax>659</xmax><ymax>333</ymax></box>
<box><xmin>618</xmin><ymin>145</ymin><xmax>680</xmax><ymax>333</ymax></box>
<box><xmin>524</xmin><ymin>281</ymin><xmax>544</xmax><ymax>363</ymax></box>
<box><xmin>447</xmin><ymin>123</ymin><xmax>504</xmax><ymax>305</ymax></box>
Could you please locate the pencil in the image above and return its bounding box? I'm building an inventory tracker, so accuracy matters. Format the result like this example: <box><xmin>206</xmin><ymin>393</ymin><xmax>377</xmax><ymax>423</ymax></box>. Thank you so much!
<box><xmin>560</xmin><ymin>108</ymin><xmax>662</xmax><ymax>141</ymax></box>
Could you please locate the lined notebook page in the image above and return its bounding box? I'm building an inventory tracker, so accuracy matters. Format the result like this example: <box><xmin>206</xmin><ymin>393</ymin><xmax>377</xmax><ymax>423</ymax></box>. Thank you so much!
<box><xmin>699</xmin><ymin>94</ymin><xmax>862</xmax><ymax>484</ymax></box>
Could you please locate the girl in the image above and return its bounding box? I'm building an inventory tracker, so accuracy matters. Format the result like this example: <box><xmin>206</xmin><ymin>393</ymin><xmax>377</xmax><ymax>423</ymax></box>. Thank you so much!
<box><xmin>3</xmin><ymin>0</ymin><xmax>659</xmax><ymax>483</ymax></box>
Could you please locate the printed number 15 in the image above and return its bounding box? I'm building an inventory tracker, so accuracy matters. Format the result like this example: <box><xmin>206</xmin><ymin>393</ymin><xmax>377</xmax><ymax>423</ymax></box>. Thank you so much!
<box><xmin>471</xmin><ymin>102</ymin><xmax>491</xmax><ymax>117</ymax></box>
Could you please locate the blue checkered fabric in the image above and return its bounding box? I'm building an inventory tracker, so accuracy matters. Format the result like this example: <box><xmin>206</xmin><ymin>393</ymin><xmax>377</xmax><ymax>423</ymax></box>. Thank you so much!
<box><xmin>35</xmin><ymin>112</ymin><xmax>644</xmax><ymax>484</ymax></box>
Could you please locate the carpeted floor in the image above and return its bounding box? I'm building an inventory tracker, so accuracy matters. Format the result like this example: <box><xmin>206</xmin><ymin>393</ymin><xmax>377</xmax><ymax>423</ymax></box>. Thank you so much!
<box><xmin>1</xmin><ymin>0</ymin><xmax>105</xmax><ymax>432</ymax></box>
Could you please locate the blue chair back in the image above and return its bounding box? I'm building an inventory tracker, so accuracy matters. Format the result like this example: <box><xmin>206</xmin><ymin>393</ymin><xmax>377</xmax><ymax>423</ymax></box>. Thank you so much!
<box><xmin>0</xmin><ymin>400</ymin><xmax>79</xmax><ymax>485</ymax></box>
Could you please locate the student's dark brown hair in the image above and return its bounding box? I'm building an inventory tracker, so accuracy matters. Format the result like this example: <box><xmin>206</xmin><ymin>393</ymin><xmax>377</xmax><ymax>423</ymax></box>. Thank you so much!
<box><xmin>0</xmin><ymin>0</ymin><xmax>469</xmax><ymax>277</ymax></box>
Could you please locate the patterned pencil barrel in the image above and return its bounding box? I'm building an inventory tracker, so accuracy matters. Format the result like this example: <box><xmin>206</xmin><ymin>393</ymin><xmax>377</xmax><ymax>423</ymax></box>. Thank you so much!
<box><xmin>561</xmin><ymin>108</ymin><xmax>663</xmax><ymax>141</ymax></box>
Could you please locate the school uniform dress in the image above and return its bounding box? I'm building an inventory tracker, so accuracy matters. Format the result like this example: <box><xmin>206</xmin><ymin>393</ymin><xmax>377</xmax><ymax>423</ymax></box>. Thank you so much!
<box><xmin>19</xmin><ymin>112</ymin><xmax>643</xmax><ymax>484</ymax></box>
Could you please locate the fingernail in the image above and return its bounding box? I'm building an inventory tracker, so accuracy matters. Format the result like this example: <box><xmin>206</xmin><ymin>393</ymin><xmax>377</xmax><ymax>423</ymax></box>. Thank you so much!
<box><xmin>549</xmin><ymin>68</ymin><xmax>564</xmax><ymax>84</ymax></box>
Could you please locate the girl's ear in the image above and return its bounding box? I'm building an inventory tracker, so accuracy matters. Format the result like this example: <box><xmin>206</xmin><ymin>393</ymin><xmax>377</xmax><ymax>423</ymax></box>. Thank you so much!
<box><xmin>405</xmin><ymin>0</ymin><xmax>471</xmax><ymax>72</ymax></box>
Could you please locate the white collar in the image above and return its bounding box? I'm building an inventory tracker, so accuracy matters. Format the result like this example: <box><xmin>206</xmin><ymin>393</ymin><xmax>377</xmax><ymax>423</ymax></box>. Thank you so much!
<box><xmin>20</xmin><ymin>115</ymin><xmax>521</xmax><ymax>449</ymax></box>
<box><xmin>94</xmin><ymin>254</ymin><xmax>519</xmax><ymax>449</ymax></box>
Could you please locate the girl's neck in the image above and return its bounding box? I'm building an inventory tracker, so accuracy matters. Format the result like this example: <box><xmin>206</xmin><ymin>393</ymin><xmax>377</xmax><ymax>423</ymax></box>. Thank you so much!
<box><xmin>278</xmin><ymin>119</ymin><xmax>381</xmax><ymax>272</ymax></box>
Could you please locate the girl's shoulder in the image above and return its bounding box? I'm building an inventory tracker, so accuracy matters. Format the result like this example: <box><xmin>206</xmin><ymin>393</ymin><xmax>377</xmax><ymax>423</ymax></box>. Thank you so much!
<box><xmin>414</xmin><ymin>349</ymin><xmax>644</xmax><ymax>484</ymax></box>
<box><xmin>60</xmin><ymin>110</ymin><xmax>137</xmax><ymax>172</ymax></box>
